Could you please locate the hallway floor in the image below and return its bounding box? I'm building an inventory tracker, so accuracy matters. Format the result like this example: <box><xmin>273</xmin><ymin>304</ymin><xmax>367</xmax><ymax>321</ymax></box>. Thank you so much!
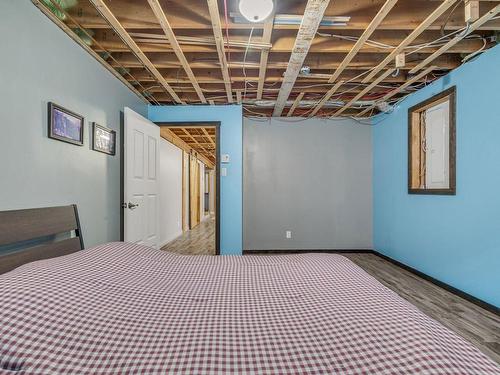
<box><xmin>161</xmin><ymin>215</ymin><xmax>215</xmax><ymax>255</ymax></box>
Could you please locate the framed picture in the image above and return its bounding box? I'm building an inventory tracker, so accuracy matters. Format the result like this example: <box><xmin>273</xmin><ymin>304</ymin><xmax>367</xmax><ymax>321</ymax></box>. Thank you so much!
<box><xmin>92</xmin><ymin>123</ymin><xmax>116</xmax><ymax>156</ymax></box>
<box><xmin>48</xmin><ymin>102</ymin><xmax>84</xmax><ymax>146</ymax></box>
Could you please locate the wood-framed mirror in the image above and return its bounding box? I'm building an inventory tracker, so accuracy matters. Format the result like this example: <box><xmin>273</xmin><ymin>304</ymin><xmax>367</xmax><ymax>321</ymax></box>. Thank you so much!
<box><xmin>408</xmin><ymin>86</ymin><xmax>456</xmax><ymax>195</ymax></box>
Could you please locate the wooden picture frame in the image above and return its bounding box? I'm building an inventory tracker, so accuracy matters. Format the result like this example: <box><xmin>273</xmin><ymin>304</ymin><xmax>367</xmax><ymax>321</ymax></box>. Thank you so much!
<box><xmin>48</xmin><ymin>102</ymin><xmax>84</xmax><ymax>146</ymax></box>
<box><xmin>408</xmin><ymin>86</ymin><xmax>456</xmax><ymax>195</ymax></box>
<box><xmin>92</xmin><ymin>123</ymin><xmax>116</xmax><ymax>156</ymax></box>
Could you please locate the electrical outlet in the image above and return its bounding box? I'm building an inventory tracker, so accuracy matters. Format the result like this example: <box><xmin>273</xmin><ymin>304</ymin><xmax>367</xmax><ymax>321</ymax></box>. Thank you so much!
<box><xmin>286</xmin><ymin>230</ymin><xmax>292</xmax><ymax>239</ymax></box>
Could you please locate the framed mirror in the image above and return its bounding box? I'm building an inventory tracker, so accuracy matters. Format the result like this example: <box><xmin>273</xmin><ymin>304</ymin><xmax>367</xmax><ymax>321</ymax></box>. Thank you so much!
<box><xmin>408</xmin><ymin>87</ymin><xmax>456</xmax><ymax>195</ymax></box>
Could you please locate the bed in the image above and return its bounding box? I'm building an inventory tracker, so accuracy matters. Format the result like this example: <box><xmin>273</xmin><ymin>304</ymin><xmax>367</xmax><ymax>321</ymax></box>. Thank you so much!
<box><xmin>0</xmin><ymin>207</ymin><xmax>499</xmax><ymax>374</ymax></box>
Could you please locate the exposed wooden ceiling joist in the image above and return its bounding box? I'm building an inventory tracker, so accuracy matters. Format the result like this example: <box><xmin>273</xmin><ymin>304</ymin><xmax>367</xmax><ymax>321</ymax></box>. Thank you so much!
<box><xmin>34</xmin><ymin>0</ymin><xmax>500</xmax><ymax>118</ymax></box>
<box><xmin>357</xmin><ymin>65</ymin><xmax>437</xmax><ymax>117</ymax></box>
<box><xmin>88</xmin><ymin>0</ymin><xmax>183</xmax><ymax>103</ymax></box>
<box><xmin>287</xmin><ymin>92</ymin><xmax>305</xmax><ymax>117</ymax></box>
<box><xmin>311</xmin><ymin>0</ymin><xmax>398</xmax><ymax>115</ymax></box>
<box><xmin>309</xmin><ymin>80</ymin><xmax>345</xmax><ymax>117</ymax></box>
<box><xmin>31</xmin><ymin>0</ymin><xmax>149</xmax><ymax>105</ymax></box>
<box><xmin>147</xmin><ymin>0</ymin><xmax>206</xmax><ymax>103</ymax></box>
<box><xmin>362</xmin><ymin>0</ymin><xmax>460</xmax><ymax>83</ymax></box>
<box><xmin>333</xmin><ymin>68</ymin><xmax>397</xmax><ymax>116</ymax></box>
<box><xmin>207</xmin><ymin>0</ymin><xmax>233</xmax><ymax>103</ymax></box>
<box><xmin>160</xmin><ymin>128</ymin><xmax>214</xmax><ymax>168</ymax></box>
<box><xmin>257</xmin><ymin>15</ymin><xmax>275</xmax><ymax>100</ymax></box>
<box><xmin>64</xmin><ymin>0</ymin><xmax>500</xmax><ymax>31</ymax></box>
<box><xmin>201</xmin><ymin>128</ymin><xmax>216</xmax><ymax>147</ymax></box>
<box><xmin>273</xmin><ymin>0</ymin><xmax>331</xmax><ymax>117</ymax></box>
<box><xmin>409</xmin><ymin>3</ymin><xmax>500</xmax><ymax>73</ymax></box>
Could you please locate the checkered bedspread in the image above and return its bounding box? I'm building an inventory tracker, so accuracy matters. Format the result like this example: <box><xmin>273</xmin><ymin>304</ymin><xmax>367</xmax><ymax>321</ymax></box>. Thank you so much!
<box><xmin>0</xmin><ymin>242</ymin><xmax>498</xmax><ymax>374</ymax></box>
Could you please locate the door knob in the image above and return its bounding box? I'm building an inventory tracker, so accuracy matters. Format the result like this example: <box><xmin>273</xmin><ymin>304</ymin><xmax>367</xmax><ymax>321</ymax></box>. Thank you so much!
<box><xmin>127</xmin><ymin>202</ymin><xmax>139</xmax><ymax>210</ymax></box>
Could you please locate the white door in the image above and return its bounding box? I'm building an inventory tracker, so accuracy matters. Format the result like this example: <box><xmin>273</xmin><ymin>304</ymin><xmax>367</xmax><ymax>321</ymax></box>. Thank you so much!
<box><xmin>124</xmin><ymin>107</ymin><xmax>160</xmax><ymax>248</ymax></box>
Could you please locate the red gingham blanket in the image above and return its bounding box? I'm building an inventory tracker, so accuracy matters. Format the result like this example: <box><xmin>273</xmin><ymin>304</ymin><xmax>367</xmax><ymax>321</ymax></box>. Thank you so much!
<box><xmin>0</xmin><ymin>242</ymin><xmax>498</xmax><ymax>374</ymax></box>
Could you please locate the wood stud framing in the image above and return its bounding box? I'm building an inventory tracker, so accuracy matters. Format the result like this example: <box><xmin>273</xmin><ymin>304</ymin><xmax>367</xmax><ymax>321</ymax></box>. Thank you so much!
<box><xmin>287</xmin><ymin>93</ymin><xmax>305</xmax><ymax>117</ymax></box>
<box><xmin>362</xmin><ymin>0</ymin><xmax>460</xmax><ymax>83</ymax></box>
<box><xmin>207</xmin><ymin>0</ymin><xmax>233</xmax><ymax>103</ymax></box>
<box><xmin>333</xmin><ymin>68</ymin><xmax>397</xmax><ymax>116</ymax></box>
<box><xmin>147</xmin><ymin>0</ymin><xmax>206</xmax><ymax>103</ymax></box>
<box><xmin>161</xmin><ymin>127</ymin><xmax>215</xmax><ymax>168</ymax></box>
<box><xmin>409</xmin><ymin>4</ymin><xmax>500</xmax><ymax>74</ymax></box>
<box><xmin>311</xmin><ymin>0</ymin><xmax>398</xmax><ymax>116</ymax></box>
<box><xmin>88</xmin><ymin>0</ymin><xmax>183</xmax><ymax>104</ymax></box>
<box><xmin>35</xmin><ymin>0</ymin><xmax>500</xmax><ymax>118</ymax></box>
<box><xmin>356</xmin><ymin>66</ymin><xmax>437</xmax><ymax>117</ymax></box>
<box><xmin>273</xmin><ymin>0</ymin><xmax>331</xmax><ymax>117</ymax></box>
<box><xmin>257</xmin><ymin>15</ymin><xmax>275</xmax><ymax>100</ymax></box>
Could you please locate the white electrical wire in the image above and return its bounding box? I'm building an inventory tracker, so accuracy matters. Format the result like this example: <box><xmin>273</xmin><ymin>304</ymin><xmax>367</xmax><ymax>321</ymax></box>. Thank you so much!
<box><xmin>242</xmin><ymin>27</ymin><xmax>255</xmax><ymax>102</ymax></box>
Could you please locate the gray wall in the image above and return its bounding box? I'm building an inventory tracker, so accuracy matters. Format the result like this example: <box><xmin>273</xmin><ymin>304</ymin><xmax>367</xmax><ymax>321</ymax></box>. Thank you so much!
<box><xmin>0</xmin><ymin>0</ymin><xmax>147</xmax><ymax>247</ymax></box>
<box><xmin>244</xmin><ymin>118</ymin><xmax>372</xmax><ymax>250</ymax></box>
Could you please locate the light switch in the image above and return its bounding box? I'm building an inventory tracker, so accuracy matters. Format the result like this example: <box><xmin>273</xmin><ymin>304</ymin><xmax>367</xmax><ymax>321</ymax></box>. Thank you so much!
<box><xmin>221</xmin><ymin>154</ymin><xmax>230</xmax><ymax>163</ymax></box>
<box><xmin>221</xmin><ymin>167</ymin><xmax>227</xmax><ymax>177</ymax></box>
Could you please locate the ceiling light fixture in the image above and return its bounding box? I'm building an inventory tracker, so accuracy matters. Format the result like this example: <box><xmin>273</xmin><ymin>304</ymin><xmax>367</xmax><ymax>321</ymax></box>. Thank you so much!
<box><xmin>239</xmin><ymin>0</ymin><xmax>274</xmax><ymax>23</ymax></box>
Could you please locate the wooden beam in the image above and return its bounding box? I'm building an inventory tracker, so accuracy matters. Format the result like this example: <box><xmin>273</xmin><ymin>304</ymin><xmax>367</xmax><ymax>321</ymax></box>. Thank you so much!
<box><xmin>257</xmin><ymin>15</ymin><xmax>275</xmax><ymax>100</ymax></box>
<box><xmin>357</xmin><ymin>66</ymin><xmax>437</xmax><ymax>117</ymax></box>
<box><xmin>207</xmin><ymin>0</ymin><xmax>233</xmax><ymax>103</ymax></box>
<box><xmin>309</xmin><ymin>81</ymin><xmax>344</xmax><ymax>117</ymax></box>
<box><xmin>272</xmin><ymin>0</ymin><xmax>331</xmax><ymax>117</ymax></box>
<box><xmin>334</xmin><ymin>68</ymin><xmax>396</xmax><ymax>116</ymax></box>
<box><xmin>31</xmin><ymin>0</ymin><xmax>149</xmax><ymax>105</ymax></box>
<box><xmin>409</xmin><ymin>4</ymin><xmax>500</xmax><ymax>74</ymax></box>
<box><xmin>330</xmin><ymin>0</ymin><xmax>398</xmax><ymax>84</ymax></box>
<box><xmin>64</xmin><ymin>1</ymin><xmax>500</xmax><ymax>31</ymax></box>
<box><xmin>160</xmin><ymin>128</ymin><xmax>214</xmax><ymax>168</ymax></box>
<box><xmin>287</xmin><ymin>92</ymin><xmax>305</xmax><ymax>117</ymax></box>
<box><xmin>182</xmin><ymin>128</ymin><xmax>212</xmax><ymax>159</ymax></box>
<box><xmin>129</xmin><ymin>32</ymin><xmax>272</xmax><ymax>50</ymax></box>
<box><xmin>236</xmin><ymin>90</ymin><xmax>242</xmax><ymax>104</ymax></box>
<box><xmin>202</xmin><ymin>128</ymin><xmax>216</xmax><ymax>147</ymax></box>
<box><xmin>88</xmin><ymin>0</ymin><xmax>183</xmax><ymax>103</ymax></box>
<box><xmin>147</xmin><ymin>0</ymin><xmax>206</xmax><ymax>103</ymax></box>
<box><xmin>311</xmin><ymin>0</ymin><xmax>398</xmax><ymax>115</ymax></box>
<box><xmin>362</xmin><ymin>0</ymin><xmax>459</xmax><ymax>83</ymax></box>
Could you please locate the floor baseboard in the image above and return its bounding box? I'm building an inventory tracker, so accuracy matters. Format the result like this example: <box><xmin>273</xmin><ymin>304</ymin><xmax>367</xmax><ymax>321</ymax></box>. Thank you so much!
<box><xmin>371</xmin><ymin>251</ymin><xmax>499</xmax><ymax>316</ymax></box>
<box><xmin>243</xmin><ymin>249</ymin><xmax>374</xmax><ymax>254</ymax></box>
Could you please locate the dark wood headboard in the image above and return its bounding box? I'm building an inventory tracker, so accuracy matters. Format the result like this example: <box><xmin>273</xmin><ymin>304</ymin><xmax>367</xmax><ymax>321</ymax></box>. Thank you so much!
<box><xmin>0</xmin><ymin>205</ymin><xmax>84</xmax><ymax>274</ymax></box>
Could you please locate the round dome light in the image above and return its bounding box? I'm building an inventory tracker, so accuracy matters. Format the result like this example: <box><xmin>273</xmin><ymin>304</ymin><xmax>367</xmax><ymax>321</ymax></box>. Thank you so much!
<box><xmin>239</xmin><ymin>0</ymin><xmax>274</xmax><ymax>23</ymax></box>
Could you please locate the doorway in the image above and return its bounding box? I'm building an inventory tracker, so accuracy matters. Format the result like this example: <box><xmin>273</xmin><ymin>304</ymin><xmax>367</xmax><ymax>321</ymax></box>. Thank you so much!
<box><xmin>156</xmin><ymin>122</ymin><xmax>220</xmax><ymax>255</ymax></box>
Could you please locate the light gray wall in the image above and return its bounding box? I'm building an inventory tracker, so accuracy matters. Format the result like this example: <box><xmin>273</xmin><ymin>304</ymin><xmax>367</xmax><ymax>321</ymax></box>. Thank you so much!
<box><xmin>244</xmin><ymin>117</ymin><xmax>372</xmax><ymax>250</ymax></box>
<box><xmin>0</xmin><ymin>0</ymin><xmax>147</xmax><ymax>247</ymax></box>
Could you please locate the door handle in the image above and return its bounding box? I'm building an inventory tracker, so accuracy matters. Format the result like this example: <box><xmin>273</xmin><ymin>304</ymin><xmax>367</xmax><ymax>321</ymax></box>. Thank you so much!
<box><xmin>127</xmin><ymin>202</ymin><xmax>139</xmax><ymax>210</ymax></box>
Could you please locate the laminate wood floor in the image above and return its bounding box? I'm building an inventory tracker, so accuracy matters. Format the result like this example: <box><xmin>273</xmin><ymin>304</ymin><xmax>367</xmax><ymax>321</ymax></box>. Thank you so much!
<box><xmin>161</xmin><ymin>216</ymin><xmax>215</xmax><ymax>255</ymax></box>
<box><xmin>344</xmin><ymin>253</ymin><xmax>500</xmax><ymax>365</ymax></box>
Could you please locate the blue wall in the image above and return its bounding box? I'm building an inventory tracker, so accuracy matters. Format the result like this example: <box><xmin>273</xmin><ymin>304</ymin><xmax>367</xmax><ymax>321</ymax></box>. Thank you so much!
<box><xmin>373</xmin><ymin>45</ymin><xmax>500</xmax><ymax>307</ymax></box>
<box><xmin>148</xmin><ymin>105</ymin><xmax>243</xmax><ymax>255</ymax></box>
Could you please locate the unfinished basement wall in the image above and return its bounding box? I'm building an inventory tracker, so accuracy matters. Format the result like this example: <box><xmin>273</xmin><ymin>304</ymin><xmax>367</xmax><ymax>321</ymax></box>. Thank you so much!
<box><xmin>373</xmin><ymin>44</ymin><xmax>500</xmax><ymax>307</ymax></box>
<box><xmin>243</xmin><ymin>117</ymin><xmax>373</xmax><ymax>251</ymax></box>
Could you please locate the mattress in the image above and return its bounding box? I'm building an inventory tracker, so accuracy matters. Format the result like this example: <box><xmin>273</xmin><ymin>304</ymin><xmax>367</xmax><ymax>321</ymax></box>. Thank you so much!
<box><xmin>0</xmin><ymin>242</ymin><xmax>498</xmax><ymax>374</ymax></box>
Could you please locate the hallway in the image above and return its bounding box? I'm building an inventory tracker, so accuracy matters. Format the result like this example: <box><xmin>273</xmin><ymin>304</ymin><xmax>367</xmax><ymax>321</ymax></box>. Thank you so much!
<box><xmin>161</xmin><ymin>216</ymin><xmax>215</xmax><ymax>255</ymax></box>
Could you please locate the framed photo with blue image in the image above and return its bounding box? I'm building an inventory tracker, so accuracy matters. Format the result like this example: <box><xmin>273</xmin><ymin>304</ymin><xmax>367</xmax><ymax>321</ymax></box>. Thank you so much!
<box><xmin>92</xmin><ymin>123</ymin><xmax>116</xmax><ymax>156</ymax></box>
<box><xmin>48</xmin><ymin>102</ymin><xmax>84</xmax><ymax>146</ymax></box>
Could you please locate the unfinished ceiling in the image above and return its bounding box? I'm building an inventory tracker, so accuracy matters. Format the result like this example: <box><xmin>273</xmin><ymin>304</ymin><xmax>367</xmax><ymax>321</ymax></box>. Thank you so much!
<box><xmin>33</xmin><ymin>0</ymin><xmax>500</xmax><ymax>118</ymax></box>
<box><xmin>160</xmin><ymin>126</ymin><xmax>216</xmax><ymax>168</ymax></box>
